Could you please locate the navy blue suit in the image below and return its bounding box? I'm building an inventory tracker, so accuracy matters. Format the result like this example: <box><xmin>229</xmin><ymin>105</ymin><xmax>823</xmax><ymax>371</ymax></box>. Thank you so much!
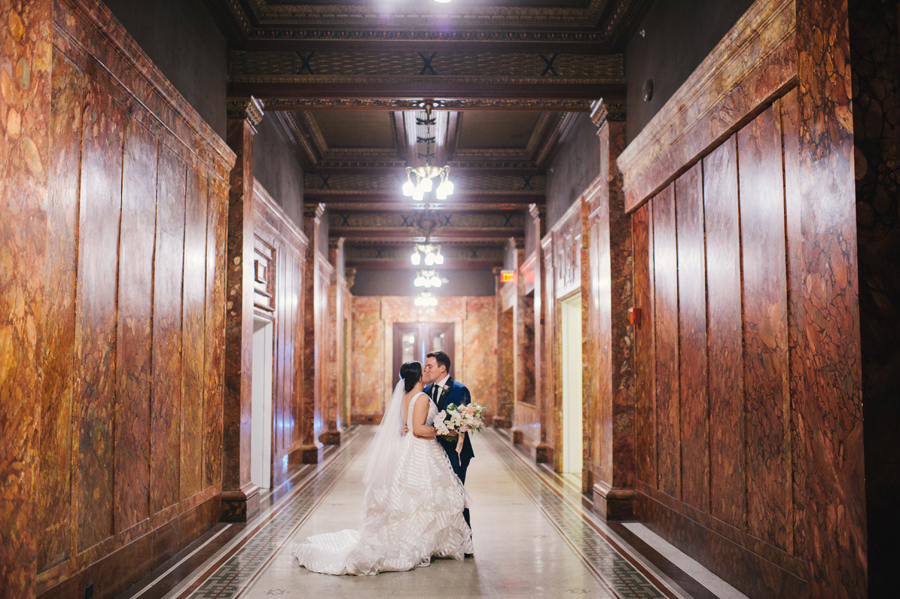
<box><xmin>427</xmin><ymin>376</ymin><xmax>474</xmax><ymax>529</ymax></box>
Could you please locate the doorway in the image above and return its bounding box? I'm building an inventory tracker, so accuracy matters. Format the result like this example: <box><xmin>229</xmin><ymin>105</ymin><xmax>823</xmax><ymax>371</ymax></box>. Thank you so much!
<box><xmin>251</xmin><ymin>317</ymin><xmax>274</xmax><ymax>490</ymax></box>
<box><xmin>560</xmin><ymin>293</ymin><xmax>583</xmax><ymax>475</ymax></box>
<box><xmin>392</xmin><ymin>322</ymin><xmax>455</xmax><ymax>380</ymax></box>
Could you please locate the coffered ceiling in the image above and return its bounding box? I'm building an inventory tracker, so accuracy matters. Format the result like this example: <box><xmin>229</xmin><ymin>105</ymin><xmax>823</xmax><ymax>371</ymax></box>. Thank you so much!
<box><xmin>211</xmin><ymin>0</ymin><xmax>645</xmax><ymax>270</ymax></box>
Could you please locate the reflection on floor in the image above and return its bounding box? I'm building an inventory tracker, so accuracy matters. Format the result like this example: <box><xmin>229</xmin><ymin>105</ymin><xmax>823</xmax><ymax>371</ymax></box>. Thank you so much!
<box><xmin>117</xmin><ymin>428</ymin><xmax>747</xmax><ymax>599</ymax></box>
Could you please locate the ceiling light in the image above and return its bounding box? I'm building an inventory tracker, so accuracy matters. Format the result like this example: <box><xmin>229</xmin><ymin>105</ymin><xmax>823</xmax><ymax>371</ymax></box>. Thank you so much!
<box><xmin>410</xmin><ymin>244</ymin><xmax>444</xmax><ymax>268</ymax></box>
<box><xmin>403</xmin><ymin>165</ymin><xmax>452</xmax><ymax>201</ymax></box>
<box><xmin>414</xmin><ymin>292</ymin><xmax>439</xmax><ymax>307</ymax></box>
<box><xmin>413</xmin><ymin>269</ymin><xmax>442</xmax><ymax>288</ymax></box>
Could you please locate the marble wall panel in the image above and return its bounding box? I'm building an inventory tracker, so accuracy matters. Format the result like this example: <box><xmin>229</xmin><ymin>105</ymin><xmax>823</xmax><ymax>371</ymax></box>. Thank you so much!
<box><xmin>651</xmin><ymin>185</ymin><xmax>680</xmax><ymax>498</ymax></box>
<box><xmin>780</xmin><ymin>89</ymin><xmax>807</xmax><ymax>562</ymax></box>
<box><xmin>351</xmin><ymin>297</ymin><xmax>384</xmax><ymax>420</ymax></box>
<box><xmin>794</xmin><ymin>0</ymin><xmax>866</xmax><ymax>585</ymax></box>
<box><xmin>16</xmin><ymin>0</ymin><xmax>236</xmax><ymax>594</ymax></box>
<box><xmin>37</xmin><ymin>51</ymin><xmax>83</xmax><ymax>573</ymax></box>
<box><xmin>349</xmin><ymin>296</ymin><xmax>497</xmax><ymax>423</ymax></box>
<box><xmin>520</xmin><ymin>294</ymin><xmax>536</xmax><ymax>403</ymax></box>
<box><xmin>591</xmin><ymin>211</ymin><xmax>613</xmax><ymax>485</ymax></box>
<box><xmin>702</xmin><ymin>137</ymin><xmax>745</xmax><ymax>529</ymax></box>
<box><xmin>496</xmin><ymin>307</ymin><xmax>515</xmax><ymax>421</ymax></box>
<box><xmin>620</xmin><ymin>1</ymin><xmax>866</xmax><ymax>595</ymax></box>
<box><xmin>632</xmin><ymin>205</ymin><xmax>655</xmax><ymax>486</ymax></box>
<box><xmin>204</xmin><ymin>186</ymin><xmax>227</xmax><ymax>488</ymax></box>
<box><xmin>464</xmin><ymin>297</ymin><xmax>497</xmax><ymax>410</ymax></box>
<box><xmin>1</xmin><ymin>1</ymin><xmax>52</xmax><ymax>595</ymax></box>
<box><xmin>252</xmin><ymin>182</ymin><xmax>308</xmax><ymax>477</ymax></box>
<box><xmin>737</xmin><ymin>104</ymin><xmax>791</xmax><ymax>553</ymax></box>
<box><xmin>74</xmin><ymin>81</ymin><xmax>124</xmax><ymax>552</ymax></box>
<box><xmin>674</xmin><ymin>163</ymin><xmax>709</xmax><ymax>513</ymax></box>
<box><xmin>181</xmin><ymin>168</ymin><xmax>208</xmax><ymax>500</ymax></box>
<box><xmin>114</xmin><ymin>115</ymin><xmax>157</xmax><ymax>533</ymax></box>
<box><xmin>151</xmin><ymin>146</ymin><xmax>186</xmax><ymax>515</ymax></box>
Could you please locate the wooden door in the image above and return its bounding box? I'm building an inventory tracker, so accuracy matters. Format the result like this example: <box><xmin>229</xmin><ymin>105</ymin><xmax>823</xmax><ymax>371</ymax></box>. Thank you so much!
<box><xmin>392</xmin><ymin>322</ymin><xmax>455</xmax><ymax>381</ymax></box>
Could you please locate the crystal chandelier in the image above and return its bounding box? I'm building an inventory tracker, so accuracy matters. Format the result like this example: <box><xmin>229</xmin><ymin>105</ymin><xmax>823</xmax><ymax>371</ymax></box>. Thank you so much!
<box><xmin>414</xmin><ymin>292</ymin><xmax>439</xmax><ymax>307</ymax></box>
<box><xmin>410</xmin><ymin>243</ymin><xmax>445</xmax><ymax>266</ymax></box>
<box><xmin>413</xmin><ymin>270</ymin><xmax>443</xmax><ymax>288</ymax></box>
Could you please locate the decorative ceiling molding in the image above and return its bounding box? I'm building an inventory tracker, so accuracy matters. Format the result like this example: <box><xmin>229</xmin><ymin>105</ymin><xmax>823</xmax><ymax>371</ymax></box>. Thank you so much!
<box><xmin>305</xmin><ymin>171</ymin><xmax>545</xmax><ymax>194</ymax></box>
<box><xmin>305</xmin><ymin>199</ymin><xmax>541</xmax><ymax>212</ymax></box>
<box><xmin>261</xmin><ymin>98</ymin><xmax>593</xmax><ymax>111</ymax></box>
<box><xmin>206</xmin><ymin>0</ymin><xmax>651</xmax><ymax>51</ymax></box>
<box><xmin>229</xmin><ymin>50</ymin><xmax>624</xmax><ymax>87</ymax></box>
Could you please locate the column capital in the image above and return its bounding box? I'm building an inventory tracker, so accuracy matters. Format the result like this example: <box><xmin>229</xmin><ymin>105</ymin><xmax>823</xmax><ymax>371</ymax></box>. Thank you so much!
<box><xmin>227</xmin><ymin>96</ymin><xmax>265</xmax><ymax>132</ymax></box>
<box><xmin>590</xmin><ymin>98</ymin><xmax>627</xmax><ymax>129</ymax></box>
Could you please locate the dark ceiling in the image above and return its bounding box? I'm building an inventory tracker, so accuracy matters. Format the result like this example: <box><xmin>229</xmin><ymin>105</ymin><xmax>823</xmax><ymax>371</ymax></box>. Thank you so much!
<box><xmin>207</xmin><ymin>0</ymin><xmax>646</xmax><ymax>270</ymax></box>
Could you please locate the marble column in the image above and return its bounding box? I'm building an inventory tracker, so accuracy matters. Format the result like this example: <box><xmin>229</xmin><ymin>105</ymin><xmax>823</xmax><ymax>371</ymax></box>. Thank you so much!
<box><xmin>221</xmin><ymin>97</ymin><xmax>264</xmax><ymax>522</ymax></box>
<box><xmin>300</xmin><ymin>204</ymin><xmax>326</xmax><ymax>462</ymax></box>
<box><xmin>320</xmin><ymin>237</ymin><xmax>344</xmax><ymax>446</ymax></box>
<box><xmin>586</xmin><ymin>99</ymin><xmax>635</xmax><ymax>520</ymax></box>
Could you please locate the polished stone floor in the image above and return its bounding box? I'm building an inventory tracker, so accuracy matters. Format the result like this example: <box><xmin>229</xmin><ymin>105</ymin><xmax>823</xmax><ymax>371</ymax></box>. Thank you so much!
<box><xmin>118</xmin><ymin>428</ymin><xmax>746</xmax><ymax>599</ymax></box>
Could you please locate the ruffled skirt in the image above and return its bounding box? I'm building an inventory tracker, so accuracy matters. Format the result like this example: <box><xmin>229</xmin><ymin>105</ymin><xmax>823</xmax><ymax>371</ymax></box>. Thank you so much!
<box><xmin>292</xmin><ymin>436</ymin><xmax>472</xmax><ymax>575</ymax></box>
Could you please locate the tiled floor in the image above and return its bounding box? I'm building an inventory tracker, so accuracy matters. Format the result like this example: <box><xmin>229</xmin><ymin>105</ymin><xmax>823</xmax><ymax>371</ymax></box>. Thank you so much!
<box><xmin>118</xmin><ymin>428</ymin><xmax>745</xmax><ymax>599</ymax></box>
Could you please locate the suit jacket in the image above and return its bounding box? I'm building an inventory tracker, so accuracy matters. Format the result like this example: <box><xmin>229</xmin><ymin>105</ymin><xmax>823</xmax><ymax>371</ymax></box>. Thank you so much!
<box><xmin>426</xmin><ymin>376</ymin><xmax>475</xmax><ymax>468</ymax></box>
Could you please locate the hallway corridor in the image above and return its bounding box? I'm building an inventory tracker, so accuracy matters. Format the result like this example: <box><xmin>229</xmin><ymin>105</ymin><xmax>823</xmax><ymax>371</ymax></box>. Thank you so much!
<box><xmin>118</xmin><ymin>429</ymin><xmax>745</xmax><ymax>599</ymax></box>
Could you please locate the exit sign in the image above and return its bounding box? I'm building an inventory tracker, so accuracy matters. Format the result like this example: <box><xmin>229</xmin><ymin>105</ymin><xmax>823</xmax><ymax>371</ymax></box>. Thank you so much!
<box><xmin>500</xmin><ymin>270</ymin><xmax>515</xmax><ymax>283</ymax></box>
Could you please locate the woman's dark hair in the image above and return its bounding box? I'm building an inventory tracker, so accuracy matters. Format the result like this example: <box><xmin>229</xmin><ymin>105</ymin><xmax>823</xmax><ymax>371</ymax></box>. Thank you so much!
<box><xmin>399</xmin><ymin>361</ymin><xmax>423</xmax><ymax>393</ymax></box>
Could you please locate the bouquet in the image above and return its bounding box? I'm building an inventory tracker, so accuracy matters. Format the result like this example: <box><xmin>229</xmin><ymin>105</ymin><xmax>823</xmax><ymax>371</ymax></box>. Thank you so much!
<box><xmin>434</xmin><ymin>403</ymin><xmax>486</xmax><ymax>456</ymax></box>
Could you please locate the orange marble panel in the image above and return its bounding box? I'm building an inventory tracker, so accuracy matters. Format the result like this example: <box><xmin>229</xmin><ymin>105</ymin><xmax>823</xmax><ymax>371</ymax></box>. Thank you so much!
<box><xmin>1</xmin><ymin>1</ymin><xmax>52</xmax><ymax>595</ymax></box>
<box><xmin>795</xmin><ymin>0</ymin><xmax>865</xmax><ymax>586</ymax></box>
<box><xmin>351</xmin><ymin>298</ymin><xmax>385</xmax><ymax>417</ymax></box>
<box><xmin>737</xmin><ymin>103</ymin><xmax>791</xmax><ymax>553</ymax></box>
<box><xmin>463</xmin><ymin>297</ymin><xmax>496</xmax><ymax>410</ymax></box>
<box><xmin>37</xmin><ymin>51</ymin><xmax>83</xmax><ymax>572</ymax></box>
<box><xmin>675</xmin><ymin>162</ymin><xmax>709</xmax><ymax>513</ymax></box>
<box><xmin>590</xmin><ymin>212</ymin><xmax>613</xmax><ymax>485</ymax></box>
<box><xmin>619</xmin><ymin>0</ymin><xmax>797</xmax><ymax>212</ymax></box>
<box><xmin>702</xmin><ymin>136</ymin><xmax>745</xmax><ymax>529</ymax></box>
<box><xmin>114</xmin><ymin>114</ymin><xmax>158</xmax><ymax>533</ymax></box>
<box><xmin>151</xmin><ymin>145</ymin><xmax>186</xmax><ymax>515</ymax></box>
<box><xmin>74</xmin><ymin>81</ymin><xmax>124</xmax><ymax>552</ymax></box>
<box><xmin>181</xmin><ymin>168</ymin><xmax>209</xmax><ymax>500</ymax></box>
<box><xmin>204</xmin><ymin>185</ymin><xmax>227</xmax><ymax>488</ymax></box>
<box><xmin>652</xmin><ymin>185</ymin><xmax>680</xmax><ymax>498</ymax></box>
<box><xmin>780</xmin><ymin>88</ymin><xmax>807</xmax><ymax>561</ymax></box>
<box><xmin>632</xmin><ymin>205</ymin><xmax>655</xmax><ymax>486</ymax></box>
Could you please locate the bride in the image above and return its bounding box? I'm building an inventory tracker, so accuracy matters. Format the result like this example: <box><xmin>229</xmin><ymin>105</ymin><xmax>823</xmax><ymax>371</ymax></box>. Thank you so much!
<box><xmin>292</xmin><ymin>361</ymin><xmax>473</xmax><ymax>575</ymax></box>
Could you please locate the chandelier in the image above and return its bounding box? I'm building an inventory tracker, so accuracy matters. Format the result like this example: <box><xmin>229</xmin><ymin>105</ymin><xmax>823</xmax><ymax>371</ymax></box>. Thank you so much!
<box><xmin>410</xmin><ymin>243</ymin><xmax>444</xmax><ymax>266</ymax></box>
<box><xmin>414</xmin><ymin>270</ymin><xmax>443</xmax><ymax>288</ymax></box>
<box><xmin>402</xmin><ymin>166</ymin><xmax>454</xmax><ymax>201</ymax></box>
<box><xmin>414</xmin><ymin>292</ymin><xmax>439</xmax><ymax>307</ymax></box>
<box><xmin>401</xmin><ymin>100</ymin><xmax>454</xmax><ymax>201</ymax></box>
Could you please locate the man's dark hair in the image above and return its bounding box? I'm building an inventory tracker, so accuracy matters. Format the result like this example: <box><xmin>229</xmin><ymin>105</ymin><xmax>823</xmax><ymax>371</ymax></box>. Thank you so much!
<box><xmin>426</xmin><ymin>350</ymin><xmax>451</xmax><ymax>373</ymax></box>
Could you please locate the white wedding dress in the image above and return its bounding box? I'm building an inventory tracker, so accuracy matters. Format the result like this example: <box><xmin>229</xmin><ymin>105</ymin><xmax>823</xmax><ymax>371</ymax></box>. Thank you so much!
<box><xmin>292</xmin><ymin>391</ymin><xmax>473</xmax><ymax>575</ymax></box>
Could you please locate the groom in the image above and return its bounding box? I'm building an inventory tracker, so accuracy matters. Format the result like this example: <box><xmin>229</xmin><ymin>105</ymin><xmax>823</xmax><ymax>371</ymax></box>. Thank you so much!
<box><xmin>423</xmin><ymin>350</ymin><xmax>474</xmax><ymax>529</ymax></box>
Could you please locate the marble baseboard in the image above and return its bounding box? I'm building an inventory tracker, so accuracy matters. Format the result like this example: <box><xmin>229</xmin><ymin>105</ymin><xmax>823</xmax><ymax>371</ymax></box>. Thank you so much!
<box><xmin>299</xmin><ymin>443</ymin><xmax>324</xmax><ymax>464</ymax></box>
<box><xmin>319</xmin><ymin>430</ymin><xmax>342</xmax><ymax>446</ymax></box>
<box><xmin>534</xmin><ymin>443</ymin><xmax>554</xmax><ymax>464</ymax></box>
<box><xmin>220</xmin><ymin>485</ymin><xmax>261</xmax><ymax>523</ymax></box>
<box><xmin>37</xmin><ymin>495</ymin><xmax>221</xmax><ymax>599</ymax></box>
<box><xmin>351</xmin><ymin>412</ymin><xmax>383</xmax><ymax>425</ymax></box>
<box><xmin>592</xmin><ymin>487</ymin><xmax>635</xmax><ymax>521</ymax></box>
<box><xmin>635</xmin><ymin>491</ymin><xmax>805</xmax><ymax>598</ymax></box>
